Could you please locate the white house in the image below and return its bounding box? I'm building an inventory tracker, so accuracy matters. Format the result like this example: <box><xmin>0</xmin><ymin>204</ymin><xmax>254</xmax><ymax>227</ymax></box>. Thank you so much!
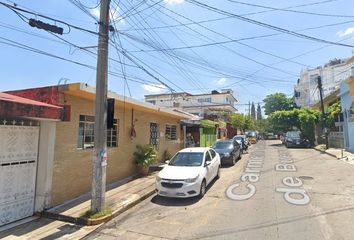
<box><xmin>295</xmin><ymin>57</ymin><xmax>354</xmax><ymax>107</ymax></box>
<box><xmin>144</xmin><ymin>89</ymin><xmax>237</xmax><ymax>118</ymax></box>
<box><xmin>339</xmin><ymin>70</ymin><xmax>354</xmax><ymax>152</ymax></box>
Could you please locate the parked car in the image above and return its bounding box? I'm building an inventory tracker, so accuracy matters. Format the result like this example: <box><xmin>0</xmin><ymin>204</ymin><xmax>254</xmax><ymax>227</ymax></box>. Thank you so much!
<box><xmin>265</xmin><ymin>133</ymin><xmax>277</xmax><ymax>140</ymax></box>
<box><xmin>246</xmin><ymin>131</ymin><xmax>258</xmax><ymax>144</ymax></box>
<box><xmin>156</xmin><ymin>147</ymin><xmax>221</xmax><ymax>198</ymax></box>
<box><xmin>232</xmin><ymin>135</ymin><xmax>248</xmax><ymax>153</ymax></box>
<box><xmin>213</xmin><ymin>140</ymin><xmax>241</xmax><ymax>165</ymax></box>
<box><xmin>284</xmin><ymin>131</ymin><xmax>310</xmax><ymax>148</ymax></box>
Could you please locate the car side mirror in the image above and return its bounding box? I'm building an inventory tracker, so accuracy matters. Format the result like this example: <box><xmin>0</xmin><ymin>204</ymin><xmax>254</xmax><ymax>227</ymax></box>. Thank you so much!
<box><xmin>205</xmin><ymin>161</ymin><xmax>211</xmax><ymax>167</ymax></box>
<box><xmin>165</xmin><ymin>160</ymin><xmax>170</xmax><ymax>164</ymax></box>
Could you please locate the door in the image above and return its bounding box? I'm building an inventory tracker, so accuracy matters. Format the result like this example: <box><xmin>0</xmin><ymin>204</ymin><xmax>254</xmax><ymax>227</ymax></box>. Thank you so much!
<box><xmin>0</xmin><ymin>124</ymin><xmax>39</xmax><ymax>226</ymax></box>
<box><xmin>209</xmin><ymin>149</ymin><xmax>219</xmax><ymax>177</ymax></box>
<box><xmin>204</xmin><ymin>151</ymin><xmax>213</xmax><ymax>184</ymax></box>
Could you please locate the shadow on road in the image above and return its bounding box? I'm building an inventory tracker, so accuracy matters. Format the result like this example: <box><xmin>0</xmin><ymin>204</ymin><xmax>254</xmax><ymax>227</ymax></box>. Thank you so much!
<box><xmin>151</xmin><ymin>177</ymin><xmax>219</xmax><ymax>207</ymax></box>
<box><xmin>269</xmin><ymin>143</ymin><xmax>284</xmax><ymax>147</ymax></box>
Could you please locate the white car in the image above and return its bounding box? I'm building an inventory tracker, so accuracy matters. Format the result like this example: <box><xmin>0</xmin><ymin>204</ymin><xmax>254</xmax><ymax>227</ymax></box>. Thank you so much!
<box><xmin>156</xmin><ymin>147</ymin><xmax>221</xmax><ymax>198</ymax></box>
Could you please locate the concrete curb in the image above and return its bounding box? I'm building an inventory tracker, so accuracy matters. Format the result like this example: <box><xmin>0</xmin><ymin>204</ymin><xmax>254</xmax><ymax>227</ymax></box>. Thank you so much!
<box><xmin>313</xmin><ymin>147</ymin><xmax>338</xmax><ymax>159</ymax></box>
<box><xmin>43</xmin><ymin>188</ymin><xmax>156</xmax><ymax>226</ymax></box>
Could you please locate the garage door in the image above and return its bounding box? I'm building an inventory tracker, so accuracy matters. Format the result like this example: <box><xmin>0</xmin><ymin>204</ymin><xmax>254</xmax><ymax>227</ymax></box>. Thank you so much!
<box><xmin>0</xmin><ymin>123</ymin><xmax>39</xmax><ymax>226</ymax></box>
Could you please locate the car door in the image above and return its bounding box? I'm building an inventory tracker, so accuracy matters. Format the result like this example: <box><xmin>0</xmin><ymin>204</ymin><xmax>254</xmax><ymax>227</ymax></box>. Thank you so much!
<box><xmin>204</xmin><ymin>150</ymin><xmax>213</xmax><ymax>184</ymax></box>
<box><xmin>209</xmin><ymin>149</ymin><xmax>219</xmax><ymax>178</ymax></box>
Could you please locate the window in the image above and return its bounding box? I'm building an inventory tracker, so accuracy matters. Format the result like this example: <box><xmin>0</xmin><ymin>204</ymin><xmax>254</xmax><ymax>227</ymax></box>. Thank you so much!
<box><xmin>147</xmin><ymin>100</ymin><xmax>156</xmax><ymax>105</ymax></box>
<box><xmin>210</xmin><ymin>149</ymin><xmax>216</xmax><ymax>159</ymax></box>
<box><xmin>205</xmin><ymin>151</ymin><xmax>212</xmax><ymax>162</ymax></box>
<box><xmin>77</xmin><ymin>115</ymin><xmax>118</xmax><ymax>149</ymax></box>
<box><xmin>165</xmin><ymin>124</ymin><xmax>177</xmax><ymax>140</ymax></box>
<box><xmin>150</xmin><ymin>122</ymin><xmax>159</xmax><ymax>149</ymax></box>
<box><xmin>197</xmin><ymin>97</ymin><xmax>211</xmax><ymax>103</ymax></box>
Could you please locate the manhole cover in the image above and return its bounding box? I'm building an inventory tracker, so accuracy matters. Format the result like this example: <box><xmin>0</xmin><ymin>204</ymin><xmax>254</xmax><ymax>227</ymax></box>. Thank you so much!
<box><xmin>298</xmin><ymin>176</ymin><xmax>314</xmax><ymax>180</ymax></box>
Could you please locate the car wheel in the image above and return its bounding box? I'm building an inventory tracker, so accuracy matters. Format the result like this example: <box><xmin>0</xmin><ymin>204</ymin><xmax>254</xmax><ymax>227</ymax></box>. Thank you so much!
<box><xmin>216</xmin><ymin>166</ymin><xmax>220</xmax><ymax>179</ymax></box>
<box><xmin>199</xmin><ymin>180</ymin><xmax>206</xmax><ymax>198</ymax></box>
<box><xmin>238</xmin><ymin>151</ymin><xmax>242</xmax><ymax>160</ymax></box>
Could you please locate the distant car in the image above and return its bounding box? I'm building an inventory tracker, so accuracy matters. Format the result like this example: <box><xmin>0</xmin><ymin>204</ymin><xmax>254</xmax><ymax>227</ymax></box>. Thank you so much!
<box><xmin>213</xmin><ymin>140</ymin><xmax>241</xmax><ymax>165</ymax></box>
<box><xmin>284</xmin><ymin>131</ymin><xmax>310</xmax><ymax>148</ymax></box>
<box><xmin>156</xmin><ymin>147</ymin><xmax>221</xmax><ymax>198</ymax></box>
<box><xmin>246</xmin><ymin>131</ymin><xmax>258</xmax><ymax>144</ymax></box>
<box><xmin>265</xmin><ymin>133</ymin><xmax>277</xmax><ymax>140</ymax></box>
<box><xmin>232</xmin><ymin>135</ymin><xmax>248</xmax><ymax>153</ymax></box>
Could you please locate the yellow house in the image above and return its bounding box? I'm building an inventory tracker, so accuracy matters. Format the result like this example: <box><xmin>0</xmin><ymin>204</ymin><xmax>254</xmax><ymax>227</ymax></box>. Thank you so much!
<box><xmin>6</xmin><ymin>83</ymin><xmax>188</xmax><ymax>208</ymax></box>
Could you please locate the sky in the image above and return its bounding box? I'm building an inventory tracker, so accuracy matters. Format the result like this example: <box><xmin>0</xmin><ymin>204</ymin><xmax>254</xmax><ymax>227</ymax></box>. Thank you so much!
<box><xmin>1</xmin><ymin>0</ymin><xmax>354</xmax><ymax>114</ymax></box>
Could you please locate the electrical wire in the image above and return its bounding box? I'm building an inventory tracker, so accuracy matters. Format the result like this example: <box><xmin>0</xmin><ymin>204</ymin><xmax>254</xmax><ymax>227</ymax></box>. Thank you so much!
<box><xmin>185</xmin><ymin>0</ymin><xmax>354</xmax><ymax>48</ymax></box>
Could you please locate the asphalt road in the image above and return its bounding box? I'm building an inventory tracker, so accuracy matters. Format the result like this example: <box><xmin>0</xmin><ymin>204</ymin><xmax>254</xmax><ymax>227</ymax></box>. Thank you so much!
<box><xmin>85</xmin><ymin>140</ymin><xmax>354</xmax><ymax>240</ymax></box>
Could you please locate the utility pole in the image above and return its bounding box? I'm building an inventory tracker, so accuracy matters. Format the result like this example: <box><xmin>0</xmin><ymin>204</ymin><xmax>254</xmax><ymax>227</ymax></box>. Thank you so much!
<box><xmin>248</xmin><ymin>101</ymin><xmax>251</xmax><ymax>117</ymax></box>
<box><xmin>91</xmin><ymin>0</ymin><xmax>110</xmax><ymax>213</ymax></box>
<box><xmin>317</xmin><ymin>76</ymin><xmax>329</xmax><ymax>149</ymax></box>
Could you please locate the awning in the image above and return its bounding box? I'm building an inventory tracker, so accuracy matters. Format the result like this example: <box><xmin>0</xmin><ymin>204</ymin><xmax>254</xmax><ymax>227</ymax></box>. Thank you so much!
<box><xmin>0</xmin><ymin>92</ymin><xmax>63</xmax><ymax>120</ymax></box>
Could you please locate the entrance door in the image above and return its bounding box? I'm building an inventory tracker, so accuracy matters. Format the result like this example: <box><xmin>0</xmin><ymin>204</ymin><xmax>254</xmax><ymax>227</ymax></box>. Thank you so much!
<box><xmin>0</xmin><ymin>124</ymin><xmax>39</xmax><ymax>226</ymax></box>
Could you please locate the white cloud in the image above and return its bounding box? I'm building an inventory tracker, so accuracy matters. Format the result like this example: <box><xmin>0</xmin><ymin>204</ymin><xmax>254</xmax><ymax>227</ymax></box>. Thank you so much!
<box><xmin>142</xmin><ymin>84</ymin><xmax>168</xmax><ymax>94</ymax></box>
<box><xmin>164</xmin><ymin>0</ymin><xmax>185</xmax><ymax>5</ymax></box>
<box><xmin>216</xmin><ymin>77</ymin><xmax>227</xmax><ymax>86</ymax></box>
<box><xmin>90</xmin><ymin>6</ymin><xmax>124</xmax><ymax>23</ymax></box>
<box><xmin>336</xmin><ymin>27</ymin><xmax>354</xmax><ymax>37</ymax></box>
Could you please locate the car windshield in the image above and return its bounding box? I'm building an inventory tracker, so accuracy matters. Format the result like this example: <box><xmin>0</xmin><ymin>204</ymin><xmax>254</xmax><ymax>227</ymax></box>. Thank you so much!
<box><xmin>234</xmin><ymin>137</ymin><xmax>243</xmax><ymax>141</ymax></box>
<box><xmin>287</xmin><ymin>132</ymin><xmax>300</xmax><ymax>138</ymax></box>
<box><xmin>168</xmin><ymin>152</ymin><xmax>204</xmax><ymax>167</ymax></box>
<box><xmin>213</xmin><ymin>142</ymin><xmax>233</xmax><ymax>149</ymax></box>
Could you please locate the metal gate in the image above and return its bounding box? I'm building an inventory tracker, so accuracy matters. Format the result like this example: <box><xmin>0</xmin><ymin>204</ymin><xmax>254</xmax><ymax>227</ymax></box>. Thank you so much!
<box><xmin>0</xmin><ymin>124</ymin><xmax>39</xmax><ymax>226</ymax></box>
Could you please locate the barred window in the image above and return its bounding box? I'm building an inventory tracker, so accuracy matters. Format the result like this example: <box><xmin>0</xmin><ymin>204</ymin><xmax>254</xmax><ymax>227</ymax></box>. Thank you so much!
<box><xmin>165</xmin><ymin>124</ymin><xmax>177</xmax><ymax>140</ymax></box>
<box><xmin>77</xmin><ymin>115</ymin><xmax>118</xmax><ymax>149</ymax></box>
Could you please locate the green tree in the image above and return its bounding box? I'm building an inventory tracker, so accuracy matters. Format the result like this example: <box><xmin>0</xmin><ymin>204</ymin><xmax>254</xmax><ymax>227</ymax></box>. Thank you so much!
<box><xmin>251</xmin><ymin>102</ymin><xmax>256</xmax><ymax>120</ymax></box>
<box><xmin>230</xmin><ymin>113</ymin><xmax>245</xmax><ymax>131</ymax></box>
<box><xmin>325</xmin><ymin>101</ymin><xmax>341</xmax><ymax>130</ymax></box>
<box><xmin>269</xmin><ymin>108</ymin><xmax>320</xmax><ymax>144</ymax></box>
<box><xmin>263</xmin><ymin>93</ymin><xmax>294</xmax><ymax>116</ymax></box>
<box><xmin>230</xmin><ymin>113</ymin><xmax>255</xmax><ymax>132</ymax></box>
<box><xmin>257</xmin><ymin>103</ymin><xmax>262</xmax><ymax>120</ymax></box>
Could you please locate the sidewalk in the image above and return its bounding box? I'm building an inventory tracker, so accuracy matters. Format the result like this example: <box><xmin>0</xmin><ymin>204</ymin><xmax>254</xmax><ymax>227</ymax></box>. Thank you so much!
<box><xmin>0</xmin><ymin>172</ymin><xmax>158</xmax><ymax>239</ymax></box>
<box><xmin>314</xmin><ymin>144</ymin><xmax>354</xmax><ymax>164</ymax></box>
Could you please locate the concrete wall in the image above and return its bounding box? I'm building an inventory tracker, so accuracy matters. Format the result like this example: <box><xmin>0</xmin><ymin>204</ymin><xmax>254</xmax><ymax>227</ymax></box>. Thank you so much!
<box><xmin>340</xmin><ymin>81</ymin><xmax>354</xmax><ymax>152</ymax></box>
<box><xmin>50</xmin><ymin>94</ymin><xmax>184</xmax><ymax>206</ymax></box>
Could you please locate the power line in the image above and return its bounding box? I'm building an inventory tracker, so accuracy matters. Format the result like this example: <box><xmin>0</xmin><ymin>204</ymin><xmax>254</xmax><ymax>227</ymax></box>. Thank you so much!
<box><xmin>225</xmin><ymin>0</ymin><xmax>354</xmax><ymax>18</ymax></box>
<box><xmin>122</xmin><ymin>0</ymin><xmax>339</xmax><ymax>32</ymax></box>
<box><xmin>0</xmin><ymin>1</ymin><xmax>99</xmax><ymax>35</ymax></box>
<box><xmin>0</xmin><ymin>36</ymin><xmax>161</xmax><ymax>87</ymax></box>
<box><xmin>185</xmin><ymin>0</ymin><xmax>354</xmax><ymax>48</ymax></box>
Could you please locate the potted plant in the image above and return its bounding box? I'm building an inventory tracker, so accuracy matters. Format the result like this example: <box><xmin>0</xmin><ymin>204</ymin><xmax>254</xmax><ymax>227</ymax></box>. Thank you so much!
<box><xmin>133</xmin><ymin>144</ymin><xmax>157</xmax><ymax>175</ymax></box>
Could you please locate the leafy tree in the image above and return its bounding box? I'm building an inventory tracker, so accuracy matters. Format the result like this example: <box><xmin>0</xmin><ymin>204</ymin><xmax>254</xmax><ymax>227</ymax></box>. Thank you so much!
<box><xmin>251</xmin><ymin>102</ymin><xmax>256</xmax><ymax>120</ymax></box>
<box><xmin>263</xmin><ymin>93</ymin><xmax>294</xmax><ymax>116</ymax></box>
<box><xmin>325</xmin><ymin>101</ymin><xmax>341</xmax><ymax>130</ymax></box>
<box><xmin>230</xmin><ymin>113</ymin><xmax>255</xmax><ymax>132</ymax></box>
<box><xmin>257</xmin><ymin>103</ymin><xmax>262</xmax><ymax>120</ymax></box>
<box><xmin>269</xmin><ymin>108</ymin><xmax>320</xmax><ymax>144</ymax></box>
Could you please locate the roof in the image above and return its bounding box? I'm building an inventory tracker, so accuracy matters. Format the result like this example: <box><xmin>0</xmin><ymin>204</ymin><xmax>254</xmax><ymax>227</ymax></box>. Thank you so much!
<box><xmin>0</xmin><ymin>92</ymin><xmax>63</xmax><ymax>120</ymax></box>
<box><xmin>61</xmin><ymin>83</ymin><xmax>189</xmax><ymax>120</ymax></box>
<box><xmin>0</xmin><ymin>92</ymin><xmax>61</xmax><ymax>108</ymax></box>
<box><xmin>179</xmin><ymin>147</ymin><xmax>210</xmax><ymax>153</ymax></box>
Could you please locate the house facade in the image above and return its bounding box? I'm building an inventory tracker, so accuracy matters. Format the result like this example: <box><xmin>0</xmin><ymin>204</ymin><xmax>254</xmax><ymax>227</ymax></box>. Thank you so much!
<box><xmin>340</xmin><ymin>74</ymin><xmax>354</xmax><ymax>152</ymax></box>
<box><xmin>295</xmin><ymin>57</ymin><xmax>354</xmax><ymax>107</ymax></box>
<box><xmin>0</xmin><ymin>92</ymin><xmax>64</xmax><ymax>226</ymax></box>
<box><xmin>1</xmin><ymin>83</ymin><xmax>187</xmax><ymax>226</ymax></box>
<box><xmin>144</xmin><ymin>89</ymin><xmax>237</xmax><ymax>118</ymax></box>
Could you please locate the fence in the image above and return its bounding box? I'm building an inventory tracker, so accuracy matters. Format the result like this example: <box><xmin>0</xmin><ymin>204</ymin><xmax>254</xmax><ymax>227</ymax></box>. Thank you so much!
<box><xmin>328</xmin><ymin>132</ymin><xmax>344</xmax><ymax>148</ymax></box>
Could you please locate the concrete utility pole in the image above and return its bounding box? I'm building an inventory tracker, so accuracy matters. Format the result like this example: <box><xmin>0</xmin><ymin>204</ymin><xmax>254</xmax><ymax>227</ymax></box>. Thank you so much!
<box><xmin>317</xmin><ymin>76</ymin><xmax>329</xmax><ymax>149</ymax></box>
<box><xmin>91</xmin><ymin>0</ymin><xmax>110</xmax><ymax>213</ymax></box>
